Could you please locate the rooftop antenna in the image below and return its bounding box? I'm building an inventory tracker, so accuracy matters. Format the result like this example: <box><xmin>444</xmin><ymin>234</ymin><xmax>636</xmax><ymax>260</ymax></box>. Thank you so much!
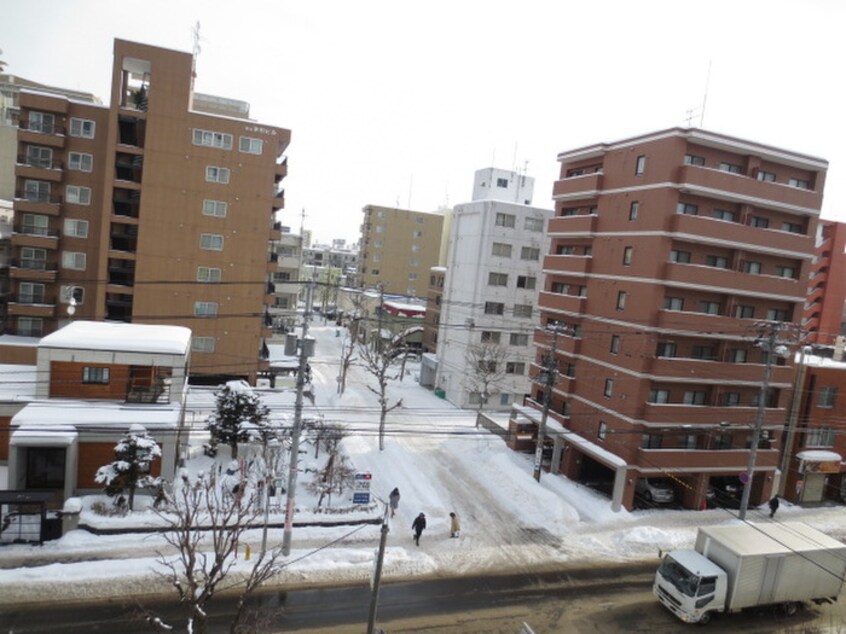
<box><xmin>191</xmin><ymin>21</ymin><xmax>202</xmax><ymax>78</ymax></box>
<box><xmin>700</xmin><ymin>59</ymin><xmax>712</xmax><ymax>128</ymax></box>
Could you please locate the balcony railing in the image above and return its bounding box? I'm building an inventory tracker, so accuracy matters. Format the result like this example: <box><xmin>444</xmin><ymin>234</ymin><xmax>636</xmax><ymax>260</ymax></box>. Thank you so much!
<box><xmin>20</xmin><ymin>120</ymin><xmax>65</xmax><ymax>135</ymax></box>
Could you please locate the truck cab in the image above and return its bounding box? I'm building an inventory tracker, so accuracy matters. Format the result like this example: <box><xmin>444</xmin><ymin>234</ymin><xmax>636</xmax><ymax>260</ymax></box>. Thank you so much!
<box><xmin>654</xmin><ymin>550</ymin><xmax>727</xmax><ymax>624</ymax></box>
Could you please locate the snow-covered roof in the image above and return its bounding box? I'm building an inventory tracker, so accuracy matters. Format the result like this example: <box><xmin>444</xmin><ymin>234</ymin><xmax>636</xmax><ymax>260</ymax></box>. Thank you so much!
<box><xmin>11</xmin><ymin>424</ymin><xmax>78</xmax><ymax>447</ymax></box>
<box><xmin>803</xmin><ymin>353</ymin><xmax>846</xmax><ymax>370</ymax></box>
<box><xmin>0</xmin><ymin>334</ymin><xmax>40</xmax><ymax>347</ymax></box>
<box><xmin>0</xmin><ymin>364</ymin><xmax>38</xmax><ymax>401</ymax></box>
<box><xmin>796</xmin><ymin>450</ymin><xmax>842</xmax><ymax>462</ymax></box>
<box><xmin>11</xmin><ymin>401</ymin><xmax>182</xmax><ymax>430</ymax></box>
<box><xmin>383</xmin><ymin>300</ymin><xmax>426</xmax><ymax>316</ymax></box>
<box><xmin>38</xmin><ymin>321</ymin><xmax>192</xmax><ymax>355</ymax></box>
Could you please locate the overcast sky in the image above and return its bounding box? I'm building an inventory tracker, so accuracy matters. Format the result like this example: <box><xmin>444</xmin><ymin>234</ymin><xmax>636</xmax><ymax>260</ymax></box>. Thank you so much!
<box><xmin>2</xmin><ymin>0</ymin><xmax>844</xmax><ymax>244</ymax></box>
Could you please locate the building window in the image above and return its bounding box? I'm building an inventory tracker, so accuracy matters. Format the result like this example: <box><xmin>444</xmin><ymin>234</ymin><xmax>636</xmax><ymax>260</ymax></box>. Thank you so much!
<box><xmin>561</xmin><ymin>206</ymin><xmax>579</xmax><ymax>217</ymax></box>
<box><xmin>757</xmin><ymin>170</ymin><xmax>776</xmax><ymax>182</ymax></box>
<box><xmin>192</xmin><ymin>336</ymin><xmax>216</xmax><ymax>352</ymax></box>
<box><xmin>684</xmin><ymin>154</ymin><xmax>705</xmax><ymax>166</ymax></box>
<box><xmin>629</xmin><ymin>201</ymin><xmax>639</xmax><ymax>221</ymax></box>
<box><xmin>705</xmin><ymin>255</ymin><xmax>728</xmax><ymax>269</ymax></box>
<box><xmin>782</xmin><ymin>221</ymin><xmax>803</xmax><ymax>234</ymax></box>
<box><xmin>193</xmin><ymin>129</ymin><xmax>233</xmax><ymax>149</ymax></box>
<box><xmin>505</xmin><ymin>362</ymin><xmax>525</xmax><ymax>375</ymax></box>
<box><xmin>26</xmin><ymin>145</ymin><xmax>52</xmax><ymax>168</ymax></box>
<box><xmin>610</xmin><ymin>335</ymin><xmax>620</xmax><ymax>354</ymax></box>
<box><xmin>513</xmin><ymin>304</ymin><xmax>533</xmax><ymax>318</ymax></box>
<box><xmin>484</xmin><ymin>302</ymin><xmax>504</xmax><ymax>315</ymax></box>
<box><xmin>616</xmin><ymin>291</ymin><xmax>627</xmax><ymax>310</ymax></box>
<box><xmin>775</xmin><ymin>265</ymin><xmax>795</xmax><ymax>279</ymax></box>
<box><xmin>16</xmin><ymin>316</ymin><xmax>43</xmax><ymax>337</ymax></box>
<box><xmin>491</xmin><ymin>242</ymin><xmax>512</xmax><ymax>258</ymax></box>
<box><xmin>698</xmin><ymin>301</ymin><xmax>721</xmax><ymax>315</ymax></box>
<box><xmin>197</xmin><ymin>267</ymin><xmax>222</xmax><ymax>283</ymax></box>
<box><xmin>60</xmin><ymin>285</ymin><xmax>84</xmax><ymax>305</ymax></box>
<box><xmin>194</xmin><ymin>302</ymin><xmax>219</xmax><ymax>317</ymax></box>
<box><xmin>373</xmin><ymin>239</ymin><xmax>383</xmax><ymax>247</ymax></box>
<box><xmin>205</xmin><ymin>166</ymin><xmax>231</xmax><ymax>184</ymax></box>
<box><xmin>751</xmin><ymin>216</ymin><xmax>770</xmax><ymax>228</ymax></box>
<box><xmin>495</xmin><ymin>213</ymin><xmax>516</xmax><ymax>228</ymax></box>
<box><xmin>374</xmin><ymin>225</ymin><xmax>384</xmax><ymax>234</ymax></box>
<box><xmin>411</xmin><ymin>244</ymin><xmax>421</xmax><ymax>253</ymax></box>
<box><xmin>408</xmin><ymin>272</ymin><xmax>418</xmax><ymax>281</ymax></box>
<box><xmin>28</xmin><ymin>111</ymin><xmax>55</xmax><ymax>134</ymax></box>
<box><xmin>656</xmin><ymin>342</ymin><xmax>676</xmax><ymax>357</ymax></box>
<box><xmin>500</xmin><ymin>393</ymin><xmax>514</xmax><ymax>406</ymax></box>
<box><xmin>712</xmin><ymin>208</ymin><xmax>736</xmax><ymax>222</ymax></box>
<box><xmin>66</xmin><ymin>185</ymin><xmax>92</xmax><ymax>205</ymax></box>
<box><xmin>63</xmin><ymin>219</ymin><xmax>89</xmax><ymax>238</ymax></box>
<box><xmin>69</xmin><ymin>118</ymin><xmax>96</xmax><ymax>138</ymax></box>
<box><xmin>372</xmin><ymin>254</ymin><xmax>382</xmax><ymax>263</ymax></box>
<box><xmin>18</xmin><ymin>282</ymin><xmax>45</xmax><ymax>304</ymax></box>
<box><xmin>412</xmin><ymin>230</ymin><xmax>423</xmax><ymax>238</ymax></box>
<box><xmin>730</xmin><ymin>348</ymin><xmax>747</xmax><ymax>363</ymax></box>
<box><xmin>520</xmin><ymin>246</ymin><xmax>540</xmax><ymax>261</ymax></box>
<box><xmin>20</xmin><ymin>246</ymin><xmax>47</xmax><ymax>270</ymax></box>
<box><xmin>524</xmin><ymin>217</ymin><xmax>544</xmax><ymax>232</ymax></box>
<box><xmin>516</xmin><ymin>275</ymin><xmax>536</xmax><ymax>290</ymax></box>
<box><xmin>21</xmin><ymin>213</ymin><xmax>49</xmax><ymax>235</ymax></box>
<box><xmin>670</xmin><ymin>250</ymin><xmax>691</xmax><ymax>263</ymax></box>
<box><xmin>82</xmin><ymin>367</ymin><xmax>110</xmax><ymax>384</ymax></box>
<box><xmin>61</xmin><ymin>251</ymin><xmax>86</xmax><ymax>270</ymax></box>
<box><xmin>719</xmin><ymin>162</ymin><xmax>742</xmax><ymax>174</ymax></box>
<box><xmin>683</xmin><ymin>390</ymin><xmax>707</xmax><ymax>405</ymax></box>
<box><xmin>818</xmin><ymin>387</ymin><xmax>837</xmax><ymax>408</ymax></box>
<box><xmin>722</xmin><ymin>392</ymin><xmax>741</xmax><ymax>406</ymax></box>
<box><xmin>478</xmin><ymin>360</ymin><xmax>497</xmax><ymax>373</ymax></box>
<box><xmin>202</xmin><ymin>199</ymin><xmax>228</xmax><ymax>217</ymax></box>
<box><xmin>735</xmin><ymin>305</ymin><xmax>755</xmax><ymax>319</ymax></box>
<box><xmin>806</xmin><ymin>427</ymin><xmax>835</xmax><ymax>448</ymax></box>
<box><xmin>649</xmin><ymin>389</ymin><xmax>670</xmax><ymax>404</ymax></box>
<box><xmin>239</xmin><ymin>136</ymin><xmax>263</xmax><ymax>154</ymax></box>
<box><xmin>692</xmin><ymin>345</ymin><xmax>716</xmax><ymax>360</ymax></box>
<box><xmin>663</xmin><ymin>297</ymin><xmax>684</xmax><ymax>311</ymax></box>
<box><xmin>603</xmin><ymin>379</ymin><xmax>614</xmax><ymax>398</ymax></box>
<box><xmin>743</xmin><ymin>261</ymin><xmax>762</xmax><ymax>274</ymax></box>
<box><xmin>481</xmin><ymin>331</ymin><xmax>501</xmax><ymax>343</ymax></box>
<box><xmin>496</xmin><ymin>177</ymin><xmax>508</xmax><ymax>188</ymax></box>
<box><xmin>510</xmin><ymin>333</ymin><xmax>529</xmax><ymax>346</ymax></box>
<box><xmin>598</xmin><ymin>422</ymin><xmax>607</xmax><ymax>441</ymax></box>
<box><xmin>680</xmin><ymin>434</ymin><xmax>698</xmax><ymax>450</ymax></box>
<box><xmin>766</xmin><ymin>308</ymin><xmax>789</xmax><ymax>322</ymax></box>
<box><xmin>200</xmin><ymin>233</ymin><xmax>224</xmax><ymax>250</ymax></box>
<box><xmin>24</xmin><ymin>179</ymin><xmax>50</xmax><ymax>202</ymax></box>
<box><xmin>635</xmin><ymin>155</ymin><xmax>646</xmax><ymax>175</ymax></box>
<box><xmin>677</xmin><ymin>202</ymin><xmax>698</xmax><ymax>215</ymax></box>
<box><xmin>616</xmin><ymin>246</ymin><xmax>632</xmax><ymax>267</ymax></box>
<box><xmin>488</xmin><ymin>272</ymin><xmax>508</xmax><ymax>286</ymax></box>
<box><xmin>788</xmin><ymin>177</ymin><xmax>809</xmax><ymax>189</ymax></box>
<box><xmin>68</xmin><ymin>152</ymin><xmax>93</xmax><ymax>172</ymax></box>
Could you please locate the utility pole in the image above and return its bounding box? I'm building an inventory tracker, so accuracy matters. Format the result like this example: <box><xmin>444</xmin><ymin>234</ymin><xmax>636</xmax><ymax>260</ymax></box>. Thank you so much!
<box><xmin>739</xmin><ymin>322</ymin><xmax>788</xmax><ymax>520</ymax></box>
<box><xmin>366</xmin><ymin>504</ymin><xmax>390</xmax><ymax>634</ymax></box>
<box><xmin>533</xmin><ymin>326</ymin><xmax>562</xmax><ymax>482</ymax></box>
<box><xmin>260</xmin><ymin>437</ymin><xmax>278</xmax><ymax>557</ymax></box>
<box><xmin>778</xmin><ymin>326</ymin><xmax>807</xmax><ymax>497</ymax></box>
<box><xmin>282</xmin><ymin>279</ymin><xmax>314</xmax><ymax>555</ymax></box>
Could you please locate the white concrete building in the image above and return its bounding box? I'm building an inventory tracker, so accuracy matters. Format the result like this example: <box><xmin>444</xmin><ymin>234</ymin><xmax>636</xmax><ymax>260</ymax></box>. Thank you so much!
<box><xmin>471</xmin><ymin>167</ymin><xmax>534</xmax><ymax>205</ymax></box>
<box><xmin>434</xmin><ymin>168</ymin><xmax>552</xmax><ymax>410</ymax></box>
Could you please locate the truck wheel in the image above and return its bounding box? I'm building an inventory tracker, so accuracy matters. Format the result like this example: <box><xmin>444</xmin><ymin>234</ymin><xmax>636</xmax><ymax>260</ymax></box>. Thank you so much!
<box><xmin>697</xmin><ymin>612</ymin><xmax>712</xmax><ymax>626</ymax></box>
<box><xmin>783</xmin><ymin>602</ymin><xmax>799</xmax><ymax>617</ymax></box>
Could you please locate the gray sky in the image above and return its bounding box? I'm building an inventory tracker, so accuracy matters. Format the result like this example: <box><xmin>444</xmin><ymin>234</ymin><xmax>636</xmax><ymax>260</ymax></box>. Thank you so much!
<box><xmin>2</xmin><ymin>0</ymin><xmax>844</xmax><ymax>244</ymax></box>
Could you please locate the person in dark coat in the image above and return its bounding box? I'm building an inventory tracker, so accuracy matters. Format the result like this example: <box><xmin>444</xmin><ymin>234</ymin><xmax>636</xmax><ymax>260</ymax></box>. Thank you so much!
<box><xmin>389</xmin><ymin>488</ymin><xmax>400</xmax><ymax>518</ymax></box>
<box><xmin>412</xmin><ymin>512</ymin><xmax>426</xmax><ymax>546</ymax></box>
<box><xmin>449</xmin><ymin>512</ymin><xmax>461</xmax><ymax>538</ymax></box>
<box><xmin>769</xmin><ymin>496</ymin><xmax>780</xmax><ymax>518</ymax></box>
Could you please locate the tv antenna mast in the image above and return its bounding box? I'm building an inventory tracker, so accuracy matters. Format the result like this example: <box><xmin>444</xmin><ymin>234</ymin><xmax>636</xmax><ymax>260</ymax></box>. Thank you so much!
<box><xmin>684</xmin><ymin>60</ymin><xmax>712</xmax><ymax>128</ymax></box>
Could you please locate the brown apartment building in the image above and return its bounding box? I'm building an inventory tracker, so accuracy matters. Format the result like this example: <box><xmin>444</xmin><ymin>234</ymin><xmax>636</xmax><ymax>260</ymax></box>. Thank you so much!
<box><xmin>527</xmin><ymin>127</ymin><xmax>827</xmax><ymax>511</ymax></box>
<box><xmin>358</xmin><ymin>205</ymin><xmax>444</xmax><ymax>297</ymax></box>
<box><xmin>803</xmin><ymin>221</ymin><xmax>846</xmax><ymax>345</ymax></box>
<box><xmin>9</xmin><ymin>40</ymin><xmax>290</xmax><ymax>382</ymax></box>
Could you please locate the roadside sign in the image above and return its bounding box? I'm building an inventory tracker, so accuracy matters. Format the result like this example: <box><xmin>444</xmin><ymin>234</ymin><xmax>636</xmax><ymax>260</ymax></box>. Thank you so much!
<box><xmin>739</xmin><ymin>471</ymin><xmax>749</xmax><ymax>484</ymax></box>
<box><xmin>353</xmin><ymin>472</ymin><xmax>372</xmax><ymax>504</ymax></box>
<box><xmin>353</xmin><ymin>492</ymin><xmax>371</xmax><ymax>504</ymax></box>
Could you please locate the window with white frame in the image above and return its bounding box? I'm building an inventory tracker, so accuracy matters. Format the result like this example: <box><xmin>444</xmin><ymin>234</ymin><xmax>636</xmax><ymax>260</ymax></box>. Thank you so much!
<box><xmin>66</xmin><ymin>185</ymin><xmax>91</xmax><ymax>205</ymax></box>
<box><xmin>635</xmin><ymin>155</ymin><xmax>646</xmax><ymax>175</ymax></box>
<box><xmin>719</xmin><ymin>162</ymin><xmax>742</xmax><ymax>174</ymax></box>
<box><xmin>374</xmin><ymin>225</ymin><xmax>384</xmax><ymax>233</ymax></box>
<box><xmin>197</xmin><ymin>267</ymin><xmax>222</xmax><ymax>283</ymax></box>
<box><xmin>68</xmin><ymin>152</ymin><xmax>93</xmax><ymax>172</ymax></box>
<box><xmin>205</xmin><ymin>166</ymin><xmax>230</xmax><ymax>184</ymax></box>
<box><xmin>513</xmin><ymin>304</ymin><xmax>533</xmax><ymax>318</ymax></box>
<box><xmin>684</xmin><ymin>154</ymin><xmax>705</xmax><ymax>166</ymax></box>
<box><xmin>194</xmin><ymin>302</ymin><xmax>219</xmax><ymax>317</ymax></box>
<box><xmin>806</xmin><ymin>427</ymin><xmax>835</xmax><ymax>448</ymax></box>
<box><xmin>818</xmin><ymin>386</ymin><xmax>837</xmax><ymax>408</ymax></box>
<box><xmin>510</xmin><ymin>333</ymin><xmax>529</xmax><ymax>346</ymax></box>
<box><xmin>193</xmin><ymin>129</ymin><xmax>233</xmax><ymax>149</ymax></box>
<box><xmin>664</xmin><ymin>296</ymin><xmax>684</xmax><ymax>310</ymax></box>
<box><xmin>598</xmin><ymin>421</ymin><xmax>607</xmax><ymax>440</ymax></box>
<box><xmin>63</xmin><ymin>219</ymin><xmax>89</xmax><ymax>238</ymax></box>
<box><xmin>698</xmin><ymin>300</ymin><xmax>721</xmax><ymax>315</ymax></box>
<box><xmin>677</xmin><ymin>202</ymin><xmax>698</xmax><ymax>215</ymax></box>
<box><xmin>20</xmin><ymin>247</ymin><xmax>47</xmax><ymax>269</ymax></box>
<box><xmin>604</xmin><ymin>379</ymin><xmax>614</xmax><ymax>397</ymax></box>
<box><xmin>622</xmin><ymin>246</ymin><xmax>633</xmax><ymax>266</ymax></box>
<box><xmin>705</xmin><ymin>255</ymin><xmax>728</xmax><ymax>269</ymax></box>
<box><xmin>21</xmin><ymin>213</ymin><xmax>49</xmax><ymax>235</ymax></box>
<box><xmin>17</xmin><ymin>317</ymin><xmax>43</xmax><ymax>337</ymax></box>
<box><xmin>60</xmin><ymin>285</ymin><xmax>84</xmax><ymax>304</ymax></box>
<box><xmin>18</xmin><ymin>282</ymin><xmax>45</xmax><ymax>304</ymax></box>
<box><xmin>757</xmin><ymin>170</ymin><xmax>776</xmax><ymax>182</ymax></box>
<box><xmin>495</xmin><ymin>213</ymin><xmax>516</xmax><ymax>228</ymax></box>
<box><xmin>24</xmin><ymin>179</ymin><xmax>50</xmax><ymax>201</ymax></box>
<box><xmin>500</xmin><ymin>393</ymin><xmax>514</xmax><ymax>406</ymax></box>
<box><xmin>69</xmin><ymin>118</ymin><xmax>96</xmax><ymax>138</ymax></box>
<box><xmin>766</xmin><ymin>308</ymin><xmax>789</xmax><ymax>321</ymax></box>
<box><xmin>26</xmin><ymin>145</ymin><xmax>52</xmax><ymax>168</ymax></box>
<box><xmin>775</xmin><ymin>265</ymin><xmax>795</xmax><ymax>279</ymax></box>
<box><xmin>788</xmin><ymin>177</ymin><xmax>809</xmax><ymax>189</ymax></box>
<box><xmin>200</xmin><ymin>233</ymin><xmax>224</xmax><ymax>250</ymax></box>
<box><xmin>670</xmin><ymin>250</ymin><xmax>691</xmax><ymax>263</ymax></box>
<box><xmin>712</xmin><ymin>208</ymin><xmax>736</xmax><ymax>221</ymax></box>
<box><xmin>610</xmin><ymin>335</ymin><xmax>621</xmax><ymax>354</ymax></box>
<box><xmin>649</xmin><ymin>389</ymin><xmax>670</xmax><ymax>404</ymax></box>
<box><xmin>520</xmin><ymin>246</ymin><xmax>540</xmax><ymax>261</ymax></box>
<box><xmin>239</xmin><ymin>136</ymin><xmax>263</xmax><ymax>154</ymax></box>
<box><xmin>505</xmin><ymin>362</ymin><xmax>525</xmax><ymax>375</ymax></box>
<box><xmin>202</xmin><ymin>199</ymin><xmax>228</xmax><ymax>217</ymax></box>
<box><xmin>481</xmin><ymin>331</ymin><xmax>501</xmax><ymax>343</ymax></box>
<box><xmin>782</xmin><ymin>221</ymin><xmax>803</xmax><ymax>234</ymax></box>
<box><xmin>683</xmin><ymin>390</ymin><xmax>707</xmax><ymax>405</ymax></box>
<box><xmin>484</xmin><ymin>302</ymin><xmax>504</xmax><ymax>315</ymax></box>
<box><xmin>192</xmin><ymin>337</ymin><xmax>216</xmax><ymax>352</ymax></box>
<box><xmin>516</xmin><ymin>275</ymin><xmax>536</xmax><ymax>290</ymax></box>
<box><xmin>488</xmin><ymin>272</ymin><xmax>508</xmax><ymax>286</ymax></box>
<box><xmin>372</xmin><ymin>254</ymin><xmax>381</xmax><ymax>263</ymax></box>
<box><xmin>82</xmin><ymin>367</ymin><xmax>110</xmax><ymax>384</ymax></box>
<box><xmin>524</xmin><ymin>217</ymin><xmax>544</xmax><ymax>232</ymax></box>
<box><xmin>629</xmin><ymin>201</ymin><xmax>639</xmax><ymax>221</ymax></box>
<box><xmin>492</xmin><ymin>242</ymin><xmax>512</xmax><ymax>257</ymax></box>
<box><xmin>61</xmin><ymin>251</ymin><xmax>86</xmax><ymax>270</ymax></box>
<box><xmin>743</xmin><ymin>260</ymin><xmax>762</xmax><ymax>274</ymax></box>
<box><xmin>28</xmin><ymin>111</ymin><xmax>54</xmax><ymax>134</ymax></box>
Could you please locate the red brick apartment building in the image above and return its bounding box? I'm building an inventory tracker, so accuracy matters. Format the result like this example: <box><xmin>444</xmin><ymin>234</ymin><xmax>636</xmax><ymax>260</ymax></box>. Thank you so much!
<box><xmin>524</xmin><ymin>127</ymin><xmax>827</xmax><ymax>511</ymax></box>
<box><xmin>804</xmin><ymin>221</ymin><xmax>846</xmax><ymax>345</ymax></box>
<box><xmin>9</xmin><ymin>39</ymin><xmax>290</xmax><ymax>383</ymax></box>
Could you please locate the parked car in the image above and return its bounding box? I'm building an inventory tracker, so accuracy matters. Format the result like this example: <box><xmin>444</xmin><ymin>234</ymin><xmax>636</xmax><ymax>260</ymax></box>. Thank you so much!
<box><xmin>709</xmin><ymin>476</ymin><xmax>744</xmax><ymax>508</ymax></box>
<box><xmin>636</xmin><ymin>477</ymin><xmax>675</xmax><ymax>504</ymax></box>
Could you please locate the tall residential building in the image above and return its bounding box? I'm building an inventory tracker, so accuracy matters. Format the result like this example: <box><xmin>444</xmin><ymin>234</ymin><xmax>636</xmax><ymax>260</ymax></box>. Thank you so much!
<box><xmin>270</xmin><ymin>224</ymin><xmax>303</xmax><ymax>332</ymax></box>
<box><xmin>358</xmin><ymin>205</ymin><xmax>444</xmax><ymax>297</ymax></box>
<box><xmin>9</xmin><ymin>39</ymin><xmax>290</xmax><ymax>383</ymax></box>
<box><xmin>803</xmin><ymin>221</ymin><xmax>846</xmax><ymax>345</ymax></box>
<box><xmin>529</xmin><ymin>127</ymin><xmax>826</xmax><ymax>511</ymax></box>
<box><xmin>431</xmin><ymin>168</ymin><xmax>552</xmax><ymax>410</ymax></box>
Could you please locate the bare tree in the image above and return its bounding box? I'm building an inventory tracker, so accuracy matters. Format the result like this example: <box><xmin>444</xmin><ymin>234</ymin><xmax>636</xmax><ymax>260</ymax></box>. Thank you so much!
<box><xmin>151</xmin><ymin>470</ymin><xmax>284</xmax><ymax>634</ymax></box>
<box><xmin>337</xmin><ymin>293</ymin><xmax>365</xmax><ymax>394</ymax></box>
<box><xmin>306</xmin><ymin>424</ymin><xmax>354</xmax><ymax>508</ymax></box>
<box><xmin>463</xmin><ymin>342</ymin><xmax>508</xmax><ymax>427</ymax></box>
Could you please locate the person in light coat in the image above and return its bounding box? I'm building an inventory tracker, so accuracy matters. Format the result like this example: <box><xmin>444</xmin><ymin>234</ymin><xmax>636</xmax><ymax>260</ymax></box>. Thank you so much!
<box><xmin>389</xmin><ymin>487</ymin><xmax>400</xmax><ymax>518</ymax></box>
<box><xmin>449</xmin><ymin>511</ymin><xmax>461</xmax><ymax>538</ymax></box>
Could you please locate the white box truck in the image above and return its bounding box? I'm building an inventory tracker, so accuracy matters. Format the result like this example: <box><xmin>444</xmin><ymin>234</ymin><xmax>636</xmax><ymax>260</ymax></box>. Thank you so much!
<box><xmin>654</xmin><ymin>522</ymin><xmax>846</xmax><ymax>625</ymax></box>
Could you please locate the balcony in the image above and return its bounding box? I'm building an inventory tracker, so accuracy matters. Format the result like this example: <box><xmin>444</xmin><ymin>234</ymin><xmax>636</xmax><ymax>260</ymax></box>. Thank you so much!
<box><xmin>663</xmin><ymin>262</ymin><xmax>803</xmax><ymax>300</ymax></box>
<box><xmin>7</xmin><ymin>298</ymin><xmax>56</xmax><ymax>318</ymax></box>
<box><xmin>11</xmin><ymin>227</ymin><xmax>59</xmax><ymax>250</ymax></box>
<box><xmin>542</xmin><ymin>254</ymin><xmax>591</xmax><ymax>276</ymax></box>
<box><xmin>532</xmin><ymin>328</ymin><xmax>581</xmax><ymax>356</ymax></box>
<box><xmin>9</xmin><ymin>259</ymin><xmax>57</xmax><ymax>282</ymax></box>
<box><xmin>648</xmin><ymin>356</ymin><xmax>794</xmax><ymax>386</ymax></box>
<box><xmin>16</xmin><ymin>157</ymin><xmax>63</xmax><ymax>183</ymax></box>
<box><xmin>14</xmin><ymin>191</ymin><xmax>61</xmax><ymax>216</ymax></box>
<box><xmin>117</xmin><ymin>114</ymin><xmax>147</xmax><ymax>148</ymax></box>
<box><xmin>269</xmin><ymin>221</ymin><xmax>282</xmax><ymax>240</ymax></box>
<box><xmin>272</xmin><ymin>188</ymin><xmax>285</xmax><ymax>210</ymax></box>
<box><xmin>275</xmin><ymin>157</ymin><xmax>287</xmax><ymax>182</ymax></box>
<box><xmin>18</xmin><ymin>121</ymin><xmax>66</xmax><ymax>148</ymax></box>
<box><xmin>552</xmin><ymin>172</ymin><xmax>604</xmax><ymax>199</ymax></box>
<box><xmin>107</xmin><ymin>259</ymin><xmax>136</xmax><ymax>288</ymax></box>
<box><xmin>538</xmin><ymin>290</ymin><xmax>585</xmax><ymax>315</ymax></box>
<box><xmin>115</xmin><ymin>153</ymin><xmax>144</xmax><ymax>184</ymax></box>
<box><xmin>110</xmin><ymin>223</ymin><xmax>139</xmax><ymax>253</ymax></box>
<box><xmin>547</xmin><ymin>214</ymin><xmax>597</xmax><ymax>236</ymax></box>
<box><xmin>670</xmin><ymin>213</ymin><xmax>812</xmax><ymax>255</ymax></box>
<box><xmin>656</xmin><ymin>308</ymin><xmax>742</xmax><ymax>335</ymax></box>
<box><xmin>637</xmin><ymin>447</ymin><xmax>780</xmax><ymax>471</ymax></box>
<box><xmin>678</xmin><ymin>165</ymin><xmax>822</xmax><ymax>212</ymax></box>
<box><xmin>105</xmin><ymin>292</ymin><xmax>133</xmax><ymax>322</ymax></box>
<box><xmin>642</xmin><ymin>402</ymin><xmax>786</xmax><ymax>426</ymax></box>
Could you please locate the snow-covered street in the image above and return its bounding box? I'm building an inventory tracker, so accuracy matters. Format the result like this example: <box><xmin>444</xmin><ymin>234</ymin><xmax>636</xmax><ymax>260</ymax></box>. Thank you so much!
<box><xmin>2</xmin><ymin>324</ymin><xmax>846</xmax><ymax>607</ymax></box>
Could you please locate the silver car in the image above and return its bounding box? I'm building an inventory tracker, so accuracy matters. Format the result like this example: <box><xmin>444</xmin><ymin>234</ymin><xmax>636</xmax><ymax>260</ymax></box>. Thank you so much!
<box><xmin>636</xmin><ymin>477</ymin><xmax>675</xmax><ymax>504</ymax></box>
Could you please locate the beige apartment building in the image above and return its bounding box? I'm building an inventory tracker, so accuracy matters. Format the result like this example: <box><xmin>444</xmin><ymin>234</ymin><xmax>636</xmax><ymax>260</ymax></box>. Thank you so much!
<box><xmin>358</xmin><ymin>205</ymin><xmax>444</xmax><ymax>297</ymax></box>
<box><xmin>9</xmin><ymin>39</ymin><xmax>290</xmax><ymax>382</ymax></box>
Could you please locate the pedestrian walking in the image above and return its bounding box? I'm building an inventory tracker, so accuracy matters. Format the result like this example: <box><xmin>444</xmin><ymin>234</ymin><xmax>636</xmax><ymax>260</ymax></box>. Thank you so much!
<box><xmin>389</xmin><ymin>487</ymin><xmax>400</xmax><ymax>518</ymax></box>
<box><xmin>412</xmin><ymin>512</ymin><xmax>426</xmax><ymax>546</ymax></box>
<box><xmin>769</xmin><ymin>496</ymin><xmax>780</xmax><ymax>518</ymax></box>
<box><xmin>449</xmin><ymin>511</ymin><xmax>461</xmax><ymax>538</ymax></box>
